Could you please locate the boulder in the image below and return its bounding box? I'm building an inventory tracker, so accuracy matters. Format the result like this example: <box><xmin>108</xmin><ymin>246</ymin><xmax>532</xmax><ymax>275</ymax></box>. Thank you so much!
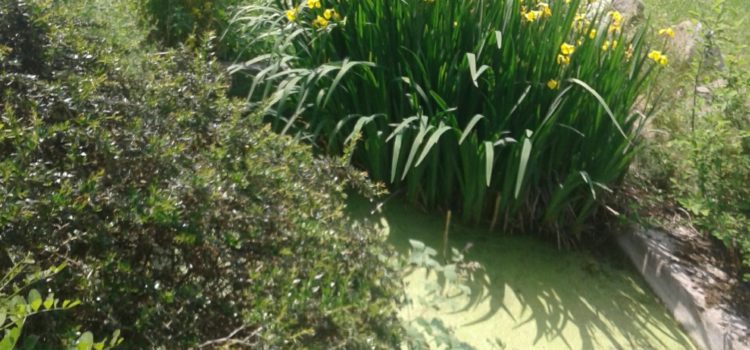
<box><xmin>667</xmin><ymin>20</ymin><xmax>702</xmax><ymax>64</ymax></box>
<box><xmin>666</xmin><ymin>20</ymin><xmax>724</xmax><ymax>69</ymax></box>
<box><xmin>585</xmin><ymin>0</ymin><xmax>613</xmax><ymax>21</ymax></box>
<box><xmin>586</xmin><ymin>0</ymin><xmax>645</xmax><ymax>24</ymax></box>
<box><xmin>611</xmin><ymin>0</ymin><xmax>645</xmax><ymax>23</ymax></box>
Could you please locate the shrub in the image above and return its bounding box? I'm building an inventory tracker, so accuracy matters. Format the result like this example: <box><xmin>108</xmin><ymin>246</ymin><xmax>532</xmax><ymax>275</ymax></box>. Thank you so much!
<box><xmin>1</xmin><ymin>0</ymin><xmax>401</xmax><ymax>347</ymax></box>
<box><xmin>138</xmin><ymin>0</ymin><xmax>256</xmax><ymax>60</ymax></box>
<box><xmin>0</xmin><ymin>257</ymin><xmax>123</xmax><ymax>349</ymax></box>
<box><xmin>234</xmin><ymin>0</ymin><xmax>661</xmax><ymax>241</ymax></box>
<box><xmin>638</xmin><ymin>2</ymin><xmax>750</xmax><ymax>281</ymax></box>
<box><xmin>0</xmin><ymin>0</ymin><xmax>50</xmax><ymax>75</ymax></box>
<box><xmin>668</xmin><ymin>69</ymin><xmax>750</xmax><ymax>281</ymax></box>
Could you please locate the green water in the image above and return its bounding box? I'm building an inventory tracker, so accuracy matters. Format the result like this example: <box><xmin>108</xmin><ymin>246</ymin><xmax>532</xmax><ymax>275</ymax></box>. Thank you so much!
<box><xmin>348</xmin><ymin>197</ymin><xmax>695</xmax><ymax>350</ymax></box>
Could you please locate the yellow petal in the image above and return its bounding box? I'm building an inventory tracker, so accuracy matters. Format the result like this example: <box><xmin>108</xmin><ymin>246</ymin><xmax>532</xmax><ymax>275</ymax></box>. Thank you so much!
<box><xmin>560</xmin><ymin>43</ymin><xmax>575</xmax><ymax>55</ymax></box>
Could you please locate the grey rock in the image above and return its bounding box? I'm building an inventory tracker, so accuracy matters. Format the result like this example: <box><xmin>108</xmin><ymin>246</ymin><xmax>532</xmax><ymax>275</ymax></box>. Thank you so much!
<box><xmin>696</xmin><ymin>86</ymin><xmax>711</xmax><ymax>95</ymax></box>
<box><xmin>666</xmin><ymin>20</ymin><xmax>725</xmax><ymax>69</ymax></box>
<box><xmin>667</xmin><ymin>20</ymin><xmax>702</xmax><ymax>64</ymax></box>
<box><xmin>585</xmin><ymin>0</ymin><xmax>613</xmax><ymax>21</ymax></box>
<box><xmin>586</xmin><ymin>0</ymin><xmax>645</xmax><ymax>24</ymax></box>
<box><xmin>611</xmin><ymin>0</ymin><xmax>645</xmax><ymax>22</ymax></box>
<box><xmin>709</xmin><ymin>78</ymin><xmax>728</xmax><ymax>90</ymax></box>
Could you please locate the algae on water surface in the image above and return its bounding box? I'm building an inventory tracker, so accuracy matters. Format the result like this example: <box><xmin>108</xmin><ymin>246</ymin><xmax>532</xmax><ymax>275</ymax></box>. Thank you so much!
<box><xmin>348</xmin><ymin>197</ymin><xmax>695</xmax><ymax>349</ymax></box>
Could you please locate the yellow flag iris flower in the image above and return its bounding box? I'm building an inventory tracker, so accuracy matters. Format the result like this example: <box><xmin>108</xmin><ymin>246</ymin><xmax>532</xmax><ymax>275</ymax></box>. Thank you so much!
<box><xmin>286</xmin><ymin>7</ymin><xmax>298</xmax><ymax>22</ymax></box>
<box><xmin>658</xmin><ymin>27</ymin><xmax>675</xmax><ymax>38</ymax></box>
<box><xmin>648</xmin><ymin>50</ymin><xmax>668</xmax><ymax>66</ymax></box>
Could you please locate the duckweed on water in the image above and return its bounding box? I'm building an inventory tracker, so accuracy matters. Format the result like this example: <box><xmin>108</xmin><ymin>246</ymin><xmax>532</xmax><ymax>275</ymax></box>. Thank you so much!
<box><xmin>349</xmin><ymin>197</ymin><xmax>695</xmax><ymax>349</ymax></box>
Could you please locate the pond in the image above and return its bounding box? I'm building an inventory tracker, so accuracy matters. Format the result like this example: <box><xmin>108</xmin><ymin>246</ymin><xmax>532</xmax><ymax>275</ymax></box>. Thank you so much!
<box><xmin>348</xmin><ymin>196</ymin><xmax>695</xmax><ymax>349</ymax></box>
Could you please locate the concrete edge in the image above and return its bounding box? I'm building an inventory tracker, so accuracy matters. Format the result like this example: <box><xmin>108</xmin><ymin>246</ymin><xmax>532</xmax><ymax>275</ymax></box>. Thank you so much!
<box><xmin>616</xmin><ymin>227</ymin><xmax>748</xmax><ymax>350</ymax></box>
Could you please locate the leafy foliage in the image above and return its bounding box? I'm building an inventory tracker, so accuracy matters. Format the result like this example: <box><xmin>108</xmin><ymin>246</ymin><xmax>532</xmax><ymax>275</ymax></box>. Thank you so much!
<box><xmin>668</xmin><ymin>70</ymin><xmax>750</xmax><ymax>280</ymax></box>
<box><xmin>234</xmin><ymin>0</ymin><xmax>661</xmax><ymax>241</ymax></box>
<box><xmin>1</xmin><ymin>0</ymin><xmax>401</xmax><ymax>348</ymax></box>
<box><xmin>636</xmin><ymin>0</ymin><xmax>750</xmax><ymax>281</ymax></box>
<box><xmin>138</xmin><ymin>0</ymin><xmax>256</xmax><ymax>60</ymax></box>
<box><xmin>0</xmin><ymin>257</ymin><xmax>122</xmax><ymax>350</ymax></box>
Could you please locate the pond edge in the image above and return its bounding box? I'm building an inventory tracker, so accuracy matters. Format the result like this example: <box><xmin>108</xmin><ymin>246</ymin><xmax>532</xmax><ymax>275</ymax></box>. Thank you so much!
<box><xmin>617</xmin><ymin>227</ymin><xmax>749</xmax><ymax>350</ymax></box>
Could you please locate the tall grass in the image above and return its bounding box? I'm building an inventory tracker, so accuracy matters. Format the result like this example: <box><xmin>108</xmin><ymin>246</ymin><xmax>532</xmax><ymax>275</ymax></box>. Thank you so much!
<box><xmin>233</xmin><ymin>0</ymin><xmax>660</xmax><ymax>242</ymax></box>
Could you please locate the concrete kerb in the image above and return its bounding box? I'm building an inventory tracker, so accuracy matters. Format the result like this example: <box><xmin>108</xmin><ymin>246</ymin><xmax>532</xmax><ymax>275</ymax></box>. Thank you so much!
<box><xmin>617</xmin><ymin>228</ymin><xmax>749</xmax><ymax>350</ymax></box>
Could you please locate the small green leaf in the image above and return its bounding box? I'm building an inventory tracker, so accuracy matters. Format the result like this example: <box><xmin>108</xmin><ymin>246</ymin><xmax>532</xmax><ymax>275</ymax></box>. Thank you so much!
<box><xmin>76</xmin><ymin>331</ymin><xmax>94</xmax><ymax>350</ymax></box>
<box><xmin>515</xmin><ymin>131</ymin><xmax>533</xmax><ymax>199</ymax></box>
<box><xmin>485</xmin><ymin>141</ymin><xmax>495</xmax><ymax>187</ymax></box>
<box><xmin>386</xmin><ymin>116</ymin><xmax>418</xmax><ymax>142</ymax></box>
<box><xmin>76</xmin><ymin>332</ymin><xmax>94</xmax><ymax>350</ymax></box>
<box><xmin>43</xmin><ymin>293</ymin><xmax>54</xmax><ymax>310</ymax></box>
<box><xmin>401</xmin><ymin>118</ymin><xmax>433</xmax><ymax>180</ymax></box>
<box><xmin>579</xmin><ymin>171</ymin><xmax>597</xmax><ymax>199</ymax></box>
<box><xmin>0</xmin><ymin>324</ymin><xmax>22</xmax><ymax>350</ymax></box>
<box><xmin>424</xmin><ymin>257</ymin><xmax>441</xmax><ymax>269</ymax></box>
<box><xmin>415</xmin><ymin>124</ymin><xmax>451</xmax><ymax>167</ymax></box>
<box><xmin>62</xmin><ymin>299</ymin><xmax>81</xmax><ymax>309</ymax></box>
<box><xmin>54</xmin><ymin>262</ymin><xmax>67</xmax><ymax>274</ymax></box>
<box><xmin>466</xmin><ymin>53</ymin><xmax>490</xmax><ymax>87</ymax></box>
<box><xmin>443</xmin><ymin>264</ymin><xmax>457</xmax><ymax>282</ymax></box>
<box><xmin>458</xmin><ymin>114</ymin><xmax>484</xmax><ymax>145</ymax></box>
<box><xmin>424</xmin><ymin>246</ymin><xmax>438</xmax><ymax>257</ymax></box>
<box><xmin>344</xmin><ymin>114</ymin><xmax>383</xmax><ymax>146</ymax></box>
<box><xmin>109</xmin><ymin>330</ymin><xmax>121</xmax><ymax>347</ymax></box>
<box><xmin>390</xmin><ymin>132</ymin><xmax>403</xmax><ymax>183</ymax></box>
<box><xmin>322</xmin><ymin>60</ymin><xmax>375</xmax><ymax>108</ymax></box>
<box><xmin>429</xmin><ymin>90</ymin><xmax>449</xmax><ymax>111</ymax></box>
<box><xmin>408</xmin><ymin>239</ymin><xmax>425</xmax><ymax>251</ymax></box>
<box><xmin>409</xmin><ymin>251</ymin><xmax>424</xmax><ymax>265</ymax></box>
<box><xmin>27</xmin><ymin>290</ymin><xmax>42</xmax><ymax>312</ymax></box>
<box><xmin>11</xmin><ymin>296</ymin><xmax>26</xmax><ymax>314</ymax></box>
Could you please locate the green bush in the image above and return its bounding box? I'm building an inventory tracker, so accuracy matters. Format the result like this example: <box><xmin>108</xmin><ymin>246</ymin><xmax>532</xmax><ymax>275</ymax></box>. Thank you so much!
<box><xmin>668</xmin><ymin>69</ymin><xmax>750</xmax><ymax>280</ymax></box>
<box><xmin>1</xmin><ymin>0</ymin><xmax>401</xmax><ymax>347</ymax></box>
<box><xmin>138</xmin><ymin>0</ymin><xmax>255</xmax><ymax>60</ymax></box>
<box><xmin>636</xmin><ymin>2</ymin><xmax>750</xmax><ymax>281</ymax></box>
<box><xmin>0</xmin><ymin>0</ymin><xmax>50</xmax><ymax>75</ymax></box>
<box><xmin>235</xmin><ymin>0</ymin><xmax>661</xmax><ymax>240</ymax></box>
<box><xmin>0</xmin><ymin>257</ymin><xmax>123</xmax><ymax>349</ymax></box>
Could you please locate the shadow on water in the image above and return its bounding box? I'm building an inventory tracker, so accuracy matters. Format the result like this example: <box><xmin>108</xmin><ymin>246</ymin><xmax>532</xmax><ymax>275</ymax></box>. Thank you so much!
<box><xmin>347</xmin><ymin>196</ymin><xmax>696</xmax><ymax>349</ymax></box>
